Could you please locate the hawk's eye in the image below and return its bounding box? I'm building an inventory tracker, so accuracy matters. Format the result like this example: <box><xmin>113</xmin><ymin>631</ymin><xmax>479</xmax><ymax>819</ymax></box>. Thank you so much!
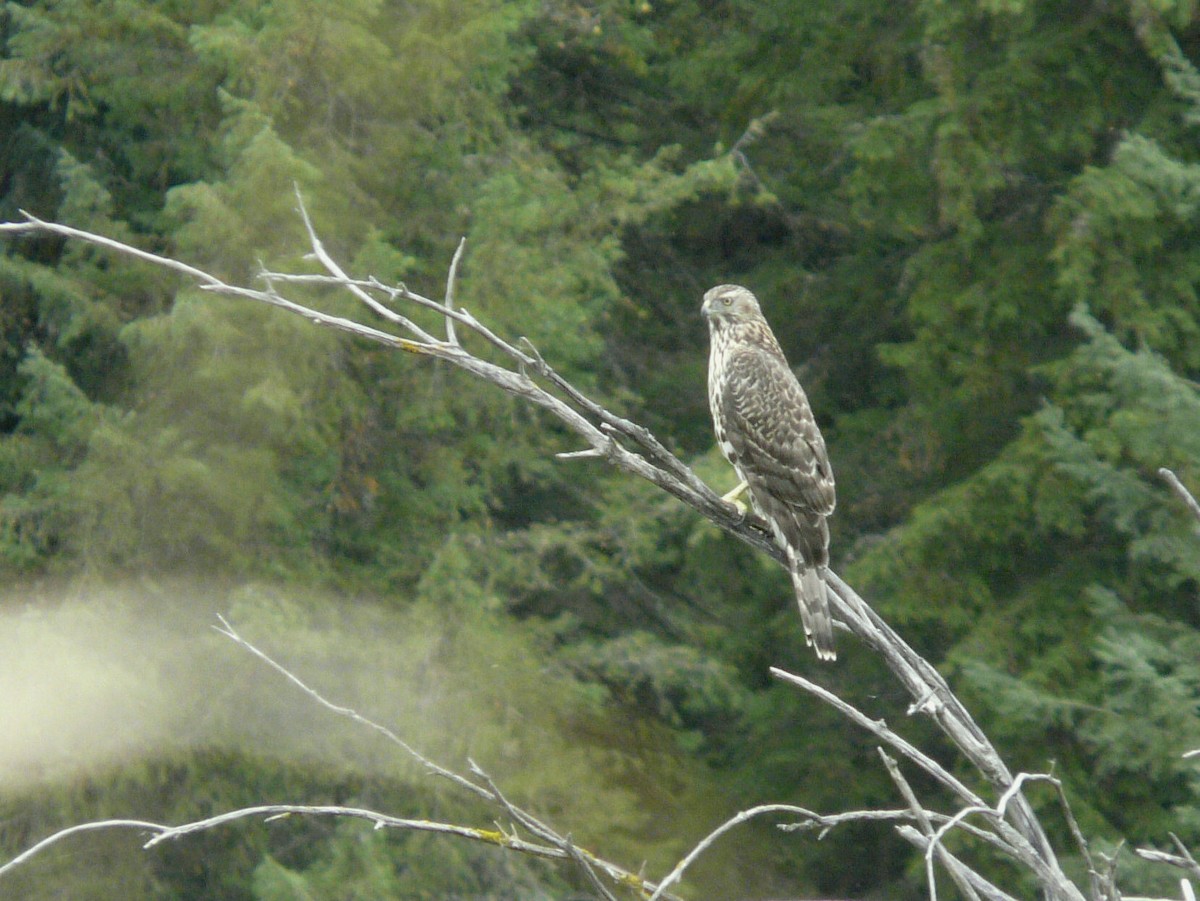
<box><xmin>721</xmin><ymin>296</ymin><xmax>733</xmax><ymax>306</ymax></box>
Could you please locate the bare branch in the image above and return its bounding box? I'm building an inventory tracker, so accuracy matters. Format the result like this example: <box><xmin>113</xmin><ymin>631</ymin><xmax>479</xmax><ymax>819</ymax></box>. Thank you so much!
<box><xmin>210</xmin><ymin>616</ymin><xmax>675</xmax><ymax>899</ymax></box>
<box><xmin>1160</xmin><ymin>468</ymin><xmax>1200</xmax><ymax>524</ymax></box>
<box><xmin>444</xmin><ymin>236</ymin><xmax>466</xmax><ymax>345</ymax></box>
<box><xmin>880</xmin><ymin>750</ymin><xmax>1001</xmax><ymax>901</ymax></box>
<box><xmin>648</xmin><ymin>804</ymin><xmax>816</xmax><ymax>901</ymax></box>
<box><xmin>1</xmin><ymin>615</ymin><xmax>676</xmax><ymax>898</ymax></box>
<box><xmin>0</xmin><ymin>204</ymin><xmax>1091</xmax><ymax>901</ymax></box>
<box><xmin>212</xmin><ymin>616</ymin><xmax>489</xmax><ymax>802</ymax></box>
<box><xmin>0</xmin><ymin>805</ymin><xmax>582</xmax><ymax>881</ymax></box>
<box><xmin>1046</xmin><ymin>775</ymin><xmax>1109</xmax><ymax>901</ymax></box>
<box><xmin>780</xmin><ymin>805</ymin><xmax>1013</xmax><ymax>853</ymax></box>
<box><xmin>771</xmin><ymin>668</ymin><xmax>986</xmax><ymax>810</ymax></box>
<box><xmin>292</xmin><ymin>186</ymin><xmax>438</xmax><ymax>343</ymax></box>
<box><xmin>646</xmin><ymin>794</ymin><xmax>1020</xmax><ymax>900</ymax></box>
<box><xmin>820</xmin><ymin>572</ymin><xmax>1073</xmax><ymax>899</ymax></box>
<box><xmin>0</xmin><ymin>819</ymin><xmax>166</xmax><ymax>880</ymax></box>
<box><xmin>922</xmin><ymin>772</ymin><xmax>1075</xmax><ymax>901</ymax></box>
<box><xmin>772</xmin><ymin>668</ymin><xmax>1083</xmax><ymax>901</ymax></box>
<box><xmin>1137</xmin><ymin>836</ymin><xmax>1200</xmax><ymax>883</ymax></box>
<box><xmin>893</xmin><ymin>824</ymin><xmax>1023</xmax><ymax>901</ymax></box>
<box><xmin>0</xmin><ymin>208</ymin><xmax>774</xmax><ymax>565</ymax></box>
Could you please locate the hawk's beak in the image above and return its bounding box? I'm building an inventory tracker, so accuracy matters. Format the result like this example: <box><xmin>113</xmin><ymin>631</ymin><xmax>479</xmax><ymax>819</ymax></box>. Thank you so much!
<box><xmin>700</xmin><ymin>296</ymin><xmax>713</xmax><ymax>319</ymax></box>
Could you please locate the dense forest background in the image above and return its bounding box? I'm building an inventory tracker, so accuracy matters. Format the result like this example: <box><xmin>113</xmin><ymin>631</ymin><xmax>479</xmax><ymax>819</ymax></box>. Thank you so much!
<box><xmin>2</xmin><ymin>0</ymin><xmax>1200</xmax><ymax>898</ymax></box>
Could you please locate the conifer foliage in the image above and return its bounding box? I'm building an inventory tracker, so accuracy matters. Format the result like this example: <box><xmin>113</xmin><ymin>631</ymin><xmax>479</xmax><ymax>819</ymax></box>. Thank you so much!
<box><xmin>3</xmin><ymin>0</ymin><xmax>1200</xmax><ymax>898</ymax></box>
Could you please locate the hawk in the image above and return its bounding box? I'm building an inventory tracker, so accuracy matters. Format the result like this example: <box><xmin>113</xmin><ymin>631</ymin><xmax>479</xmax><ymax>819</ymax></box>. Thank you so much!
<box><xmin>702</xmin><ymin>284</ymin><xmax>837</xmax><ymax>661</ymax></box>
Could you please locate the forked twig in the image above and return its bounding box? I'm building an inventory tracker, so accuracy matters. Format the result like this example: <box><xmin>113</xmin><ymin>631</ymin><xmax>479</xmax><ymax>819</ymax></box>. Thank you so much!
<box><xmin>1</xmin><ymin>615</ymin><xmax>676</xmax><ymax>899</ymax></box>
<box><xmin>212</xmin><ymin>617</ymin><xmax>671</xmax><ymax>898</ymax></box>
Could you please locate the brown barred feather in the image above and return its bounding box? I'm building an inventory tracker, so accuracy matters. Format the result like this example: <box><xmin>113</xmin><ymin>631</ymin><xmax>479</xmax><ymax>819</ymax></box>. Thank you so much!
<box><xmin>703</xmin><ymin>284</ymin><xmax>837</xmax><ymax>661</ymax></box>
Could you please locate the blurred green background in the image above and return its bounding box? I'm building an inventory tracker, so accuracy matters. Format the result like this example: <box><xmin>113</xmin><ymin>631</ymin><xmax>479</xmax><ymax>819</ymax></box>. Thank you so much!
<box><xmin>3</xmin><ymin>1</ymin><xmax>1200</xmax><ymax>897</ymax></box>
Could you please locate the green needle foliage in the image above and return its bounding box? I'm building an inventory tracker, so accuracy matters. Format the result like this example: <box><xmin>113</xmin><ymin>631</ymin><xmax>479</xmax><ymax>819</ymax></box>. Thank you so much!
<box><xmin>4</xmin><ymin>0</ymin><xmax>1200</xmax><ymax>898</ymax></box>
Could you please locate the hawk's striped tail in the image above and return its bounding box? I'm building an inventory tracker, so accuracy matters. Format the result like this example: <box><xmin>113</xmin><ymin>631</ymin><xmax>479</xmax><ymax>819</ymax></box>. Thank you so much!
<box><xmin>790</xmin><ymin>560</ymin><xmax>837</xmax><ymax>662</ymax></box>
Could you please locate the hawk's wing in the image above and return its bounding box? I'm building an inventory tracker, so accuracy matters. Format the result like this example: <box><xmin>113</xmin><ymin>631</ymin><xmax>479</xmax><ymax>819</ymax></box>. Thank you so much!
<box><xmin>719</xmin><ymin>346</ymin><xmax>835</xmax><ymax>517</ymax></box>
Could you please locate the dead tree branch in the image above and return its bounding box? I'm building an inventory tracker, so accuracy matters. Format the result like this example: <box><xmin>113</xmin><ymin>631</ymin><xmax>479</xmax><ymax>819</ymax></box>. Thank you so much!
<box><xmin>1136</xmin><ymin>835</ymin><xmax>1200</xmax><ymax>884</ymax></box>
<box><xmin>0</xmin><ymin>200</ymin><xmax>1185</xmax><ymax>900</ymax></box>
<box><xmin>0</xmin><ymin>805</ymin><xmax>572</xmax><ymax>881</ymax></box>
<box><xmin>212</xmin><ymin>617</ymin><xmax>669</xmax><ymax>897</ymax></box>
<box><xmin>1</xmin><ymin>616</ymin><xmax>678</xmax><ymax>899</ymax></box>
<box><xmin>1160</xmin><ymin>468</ymin><xmax>1200</xmax><ymax>524</ymax></box>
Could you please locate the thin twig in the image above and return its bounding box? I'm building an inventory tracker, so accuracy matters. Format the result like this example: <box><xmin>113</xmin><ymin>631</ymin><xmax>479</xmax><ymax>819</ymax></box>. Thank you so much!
<box><xmin>1172</xmin><ymin>835</ymin><xmax>1200</xmax><ymax>879</ymax></box>
<box><xmin>209</xmin><ymin>616</ymin><xmax>675</xmax><ymax>899</ymax></box>
<box><xmin>923</xmin><ymin>773</ymin><xmax>1064</xmax><ymax>901</ymax></box>
<box><xmin>1046</xmin><ymin>776</ymin><xmax>1106</xmax><ymax>901</ymax></box>
<box><xmin>647</xmin><ymin>804</ymin><xmax>817</xmax><ymax>901</ymax></box>
<box><xmin>563</xmin><ymin>833</ymin><xmax>620</xmax><ymax>901</ymax></box>
<box><xmin>292</xmin><ymin>186</ymin><xmax>438</xmax><ymax>343</ymax></box>
<box><xmin>1101</xmin><ymin>841</ymin><xmax>1124</xmax><ymax>901</ymax></box>
<box><xmin>468</xmin><ymin>758</ymin><xmax>561</xmax><ymax>847</ymax></box>
<box><xmin>213</xmin><ymin>616</ymin><xmax>488</xmax><ymax>802</ymax></box>
<box><xmin>882</xmin><ymin>751</ymin><xmax>986</xmax><ymax>901</ymax></box>
<box><xmin>444</xmin><ymin>236</ymin><xmax>466</xmax><ymax>345</ymax></box>
<box><xmin>0</xmin><ymin>807</ymin><xmax>569</xmax><ymax>880</ymax></box>
<box><xmin>881</xmin><ymin>751</ymin><xmax>946</xmax><ymax>901</ymax></box>
<box><xmin>1160</xmin><ymin>468</ymin><xmax>1200</xmax><ymax>524</ymax></box>
<box><xmin>771</xmin><ymin>668</ymin><xmax>986</xmax><ymax>809</ymax></box>
<box><xmin>0</xmin><ymin>819</ymin><xmax>165</xmax><ymax>879</ymax></box>
<box><xmin>1137</xmin><ymin>837</ymin><xmax>1200</xmax><ymax>883</ymax></box>
<box><xmin>778</xmin><ymin>806</ymin><xmax>925</xmax><ymax>837</ymax></box>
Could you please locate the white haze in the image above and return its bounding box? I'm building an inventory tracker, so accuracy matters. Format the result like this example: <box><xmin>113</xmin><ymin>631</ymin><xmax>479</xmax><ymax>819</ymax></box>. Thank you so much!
<box><xmin>0</xmin><ymin>583</ymin><xmax>473</xmax><ymax>789</ymax></box>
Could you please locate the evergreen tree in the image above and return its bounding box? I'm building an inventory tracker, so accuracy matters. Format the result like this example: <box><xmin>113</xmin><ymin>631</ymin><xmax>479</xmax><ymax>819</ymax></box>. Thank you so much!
<box><xmin>6</xmin><ymin>0</ymin><xmax>1200</xmax><ymax>897</ymax></box>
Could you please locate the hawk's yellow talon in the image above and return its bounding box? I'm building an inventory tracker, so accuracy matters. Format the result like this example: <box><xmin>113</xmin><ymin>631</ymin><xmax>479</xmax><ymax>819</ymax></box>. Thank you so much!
<box><xmin>721</xmin><ymin>479</ymin><xmax>749</xmax><ymax>505</ymax></box>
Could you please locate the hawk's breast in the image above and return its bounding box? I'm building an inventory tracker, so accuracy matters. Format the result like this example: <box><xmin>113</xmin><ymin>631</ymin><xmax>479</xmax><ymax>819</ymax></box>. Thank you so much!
<box><xmin>708</xmin><ymin>328</ymin><xmax>740</xmax><ymax>469</ymax></box>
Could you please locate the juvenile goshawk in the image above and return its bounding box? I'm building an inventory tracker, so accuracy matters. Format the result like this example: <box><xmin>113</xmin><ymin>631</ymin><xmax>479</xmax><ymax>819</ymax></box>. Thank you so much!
<box><xmin>702</xmin><ymin>284</ymin><xmax>837</xmax><ymax>661</ymax></box>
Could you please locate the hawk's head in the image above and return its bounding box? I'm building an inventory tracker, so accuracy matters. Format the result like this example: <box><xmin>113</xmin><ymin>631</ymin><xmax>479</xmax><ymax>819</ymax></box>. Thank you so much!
<box><xmin>701</xmin><ymin>284</ymin><xmax>762</xmax><ymax>327</ymax></box>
